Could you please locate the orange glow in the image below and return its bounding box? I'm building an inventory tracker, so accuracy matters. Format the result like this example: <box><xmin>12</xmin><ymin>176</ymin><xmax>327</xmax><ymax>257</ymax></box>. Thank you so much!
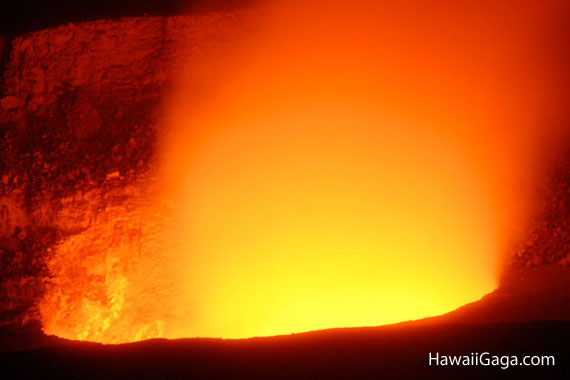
<box><xmin>40</xmin><ymin>1</ymin><xmax>569</xmax><ymax>342</ymax></box>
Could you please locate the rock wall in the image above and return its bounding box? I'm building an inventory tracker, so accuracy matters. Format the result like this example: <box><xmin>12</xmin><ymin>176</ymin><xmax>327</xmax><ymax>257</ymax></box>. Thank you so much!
<box><xmin>0</xmin><ymin>12</ymin><xmax>253</xmax><ymax>346</ymax></box>
<box><xmin>512</xmin><ymin>153</ymin><xmax>570</xmax><ymax>268</ymax></box>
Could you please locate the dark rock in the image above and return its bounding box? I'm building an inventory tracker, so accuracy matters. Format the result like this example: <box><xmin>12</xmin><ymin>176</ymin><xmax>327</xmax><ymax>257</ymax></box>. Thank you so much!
<box><xmin>1</xmin><ymin>96</ymin><xmax>20</xmax><ymax>110</ymax></box>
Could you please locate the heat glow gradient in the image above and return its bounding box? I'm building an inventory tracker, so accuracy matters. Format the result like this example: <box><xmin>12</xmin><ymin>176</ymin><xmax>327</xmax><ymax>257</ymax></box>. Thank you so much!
<box><xmin>40</xmin><ymin>0</ymin><xmax>569</xmax><ymax>342</ymax></box>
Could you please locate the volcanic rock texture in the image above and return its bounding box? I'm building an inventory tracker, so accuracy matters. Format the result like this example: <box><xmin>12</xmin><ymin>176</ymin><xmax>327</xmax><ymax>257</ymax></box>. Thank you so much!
<box><xmin>0</xmin><ymin>13</ymin><xmax>254</xmax><ymax>348</ymax></box>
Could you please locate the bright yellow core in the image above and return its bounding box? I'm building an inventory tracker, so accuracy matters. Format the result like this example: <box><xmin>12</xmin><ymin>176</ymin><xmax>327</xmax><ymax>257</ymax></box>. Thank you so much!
<box><xmin>171</xmin><ymin>100</ymin><xmax>498</xmax><ymax>339</ymax></box>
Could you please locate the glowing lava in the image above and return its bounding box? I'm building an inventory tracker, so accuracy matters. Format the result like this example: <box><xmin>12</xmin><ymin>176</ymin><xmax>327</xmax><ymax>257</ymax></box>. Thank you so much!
<box><xmin>168</xmin><ymin>105</ymin><xmax>500</xmax><ymax>338</ymax></box>
<box><xmin>160</xmin><ymin>0</ymin><xmax>549</xmax><ymax>339</ymax></box>
<box><xmin>40</xmin><ymin>1</ymin><xmax>569</xmax><ymax>342</ymax></box>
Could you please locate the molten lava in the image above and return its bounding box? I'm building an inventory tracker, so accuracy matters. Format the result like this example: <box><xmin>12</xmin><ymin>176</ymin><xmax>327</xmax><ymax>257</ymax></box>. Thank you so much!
<box><xmin>40</xmin><ymin>1</ymin><xmax>569</xmax><ymax>342</ymax></box>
